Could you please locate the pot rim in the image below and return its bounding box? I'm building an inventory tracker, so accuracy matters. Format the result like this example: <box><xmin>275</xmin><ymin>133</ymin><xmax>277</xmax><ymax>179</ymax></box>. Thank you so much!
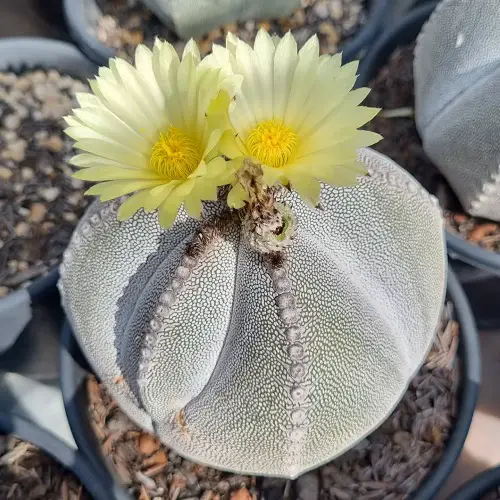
<box><xmin>0</xmin><ymin>411</ymin><xmax>112</xmax><ymax>500</ymax></box>
<box><xmin>357</xmin><ymin>2</ymin><xmax>500</xmax><ymax>278</ymax></box>
<box><xmin>448</xmin><ymin>466</ymin><xmax>500</xmax><ymax>500</ymax></box>
<box><xmin>62</xmin><ymin>0</ymin><xmax>390</xmax><ymax>66</ymax></box>
<box><xmin>0</xmin><ymin>37</ymin><xmax>97</xmax><ymax>344</ymax></box>
<box><xmin>59</xmin><ymin>265</ymin><xmax>480</xmax><ymax>500</ymax></box>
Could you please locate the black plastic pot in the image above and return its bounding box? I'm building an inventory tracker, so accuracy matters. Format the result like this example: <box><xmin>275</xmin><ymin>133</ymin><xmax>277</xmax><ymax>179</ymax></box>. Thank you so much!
<box><xmin>0</xmin><ymin>411</ymin><xmax>111</xmax><ymax>500</ymax></box>
<box><xmin>60</xmin><ymin>266</ymin><xmax>480</xmax><ymax>500</ymax></box>
<box><xmin>449</xmin><ymin>466</ymin><xmax>500</xmax><ymax>500</ymax></box>
<box><xmin>63</xmin><ymin>0</ymin><xmax>391</xmax><ymax>67</ymax></box>
<box><xmin>357</xmin><ymin>2</ymin><xmax>500</xmax><ymax>328</ymax></box>
<box><xmin>0</xmin><ymin>37</ymin><xmax>97</xmax><ymax>353</ymax></box>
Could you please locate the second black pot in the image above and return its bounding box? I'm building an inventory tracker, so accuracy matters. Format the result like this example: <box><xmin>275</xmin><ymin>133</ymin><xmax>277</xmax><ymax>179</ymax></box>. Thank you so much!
<box><xmin>357</xmin><ymin>2</ymin><xmax>500</xmax><ymax>328</ymax></box>
<box><xmin>60</xmin><ymin>266</ymin><xmax>480</xmax><ymax>500</ymax></box>
<box><xmin>0</xmin><ymin>411</ymin><xmax>111</xmax><ymax>500</ymax></box>
<box><xmin>449</xmin><ymin>466</ymin><xmax>500</xmax><ymax>500</ymax></box>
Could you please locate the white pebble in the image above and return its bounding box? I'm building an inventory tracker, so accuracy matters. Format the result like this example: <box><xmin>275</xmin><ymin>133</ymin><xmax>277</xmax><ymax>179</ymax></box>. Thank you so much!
<box><xmin>71</xmin><ymin>177</ymin><xmax>85</xmax><ymax>189</ymax></box>
<box><xmin>313</xmin><ymin>1</ymin><xmax>330</xmax><ymax>19</ymax></box>
<box><xmin>0</xmin><ymin>166</ymin><xmax>12</xmax><ymax>180</ymax></box>
<box><xmin>67</xmin><ymin>192</ymin><xmax>83</xmax><ymax>206</ymax></box>
<box><xmin>3</xmin><ymin>114</ymin><xmax>21</xmax><ymax>130</ymax></box>
<box><xmin>47</xmin><ymin>69</ymin><xmax>60</xmax><ymax>82</ymax></box>
<box><xmin>21</xmin><ymin>167</ymin><xmax>34</xmax><ymax>181</ymax></box>
<box><xmin>39</xmin><ymin>186</ymin><xmax>61</xmax><ymax>202</ymax></box>
<box><xmin>15</xmin><ymin>222</ymin><xmax>30</xmax><ymax>237</ymax></box>
<box><xmin>2</xmin><ymin>130</ymin><xmax>16</xmax><ymax>142</ymax></box>
<box><xmin>35</xmin><ymin>130</ymin><xmax>49</xmax><ymax>141</ymax></box>
<box><xmin>8</xmin><ymin>140</ymin><xmax>26</xmax><ymax>162</ymax></box>
<box><xmin>62</xmin><ymin>212</ymin><xmax>77</xmax><ymax>222</ymax></box>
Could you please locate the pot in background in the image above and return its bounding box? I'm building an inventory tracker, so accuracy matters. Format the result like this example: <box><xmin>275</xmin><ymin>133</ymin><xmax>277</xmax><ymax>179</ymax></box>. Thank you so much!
<box><xmin>0</xmin><ymin>411</ymin><xmax>112</xmax><ymax>500</ymax></box>
<box><xmin>357</xmin><ymin>2</ymin><xmax>500</xmax><ymax>328</ymax></box>
<box><xmin>449</xmin><ymin>466</ymin><xmax>500</xmax><ymax>500</ymax></box>
<box><xmin>62</xmin><ymin>0</ymin><xmax>391</xmax><ymax>67</ymax></box>
<box><xmin>0</xmin><ymin>38</ymin><xmax>96</xmax><ymax>353</ymax></box>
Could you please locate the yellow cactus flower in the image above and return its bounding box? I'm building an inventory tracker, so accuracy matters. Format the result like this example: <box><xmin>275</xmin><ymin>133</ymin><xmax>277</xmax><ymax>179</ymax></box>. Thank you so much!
<box><xmin>205</xmin><ymin>30</ymin><xmax>382</xmax><ymax>207</ymax></box>
<box><xmin>65</xmin><ymin>39</ymin><xmax>241</xmax><ymax>228</ymax></box>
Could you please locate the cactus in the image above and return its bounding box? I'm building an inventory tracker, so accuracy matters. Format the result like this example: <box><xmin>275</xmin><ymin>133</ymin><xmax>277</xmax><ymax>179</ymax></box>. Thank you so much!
<box><xmin>59</xmin><ymin>148</ymin><xmax>446</xmax><ymax>478</ymax></box>
<box><xmin>414</xmin><ymin>0</ymin><xmax>500</xmax><ymax>222</ymax></box>
<box><xmin>139</xmin><ymin>0</ymin><xmax>300</xmax><ymax>39</ymax></box>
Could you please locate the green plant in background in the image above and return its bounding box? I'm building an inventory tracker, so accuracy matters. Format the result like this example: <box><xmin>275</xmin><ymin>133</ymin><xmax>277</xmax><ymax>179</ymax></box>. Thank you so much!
<box><xmin>414</xmin><ymin>0</ymin><xmax>500</xmax><ymax>222</ymax></box>
<box><xmin>60</xmin><ymin>31</ymin><xmax>446</xmax><ymax>477</ymax></box>
<box><xmin>139</xmin><ymin>0</ymin><xmax>300</xmax><ymax>39</ymax></box>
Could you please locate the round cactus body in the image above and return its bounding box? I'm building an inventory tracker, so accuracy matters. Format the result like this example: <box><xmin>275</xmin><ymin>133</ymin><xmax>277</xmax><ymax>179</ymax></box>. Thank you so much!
<box><xmin>59</xmin><ymin>148</ymin><xmax>446</xmax><ymax>478</ymax></box>
<box><xmin>414</xmin><ymin>0</ymin><xmax>500</xmax><ymax>221</ymax></box>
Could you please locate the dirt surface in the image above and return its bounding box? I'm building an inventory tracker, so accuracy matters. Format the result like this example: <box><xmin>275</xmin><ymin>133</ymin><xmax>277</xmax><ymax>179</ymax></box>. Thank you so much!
<box><xmin>87</xmin><ymin>375</ymin><xmax>259</xmax><ymax>500</ymax></box>
<box><xmin>0</xmin><ymin>69</ymin><xmax>90</xmax><ymax>296</ymax></box>
<box><xmin>0</xmin><ymin>434</ymin><xmax>89</xmax><ymax>499</ymax></box>
<box><xmin>94</xmin><ymin>0</ymin><xmax>366</xmax><ymax>59</ymax></box>
<box><xmin>318</xmin><ymin>302</ymin><xmax>460</xmax><ymax>500</ymax></box>
<box><xmin>483</xmin><ymin>487</ymin><xmax>500</xmax><ymax>500</ymax></box>
<box><xmin>366</xmin><ymin>43</ymin><xmax>500</xmax><ymax>253</ymax></box>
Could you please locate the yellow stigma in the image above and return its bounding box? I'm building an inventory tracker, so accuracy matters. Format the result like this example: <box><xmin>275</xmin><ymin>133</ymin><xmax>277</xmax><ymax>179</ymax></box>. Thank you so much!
<box><xmin>150</xmin><ymin>126</ymin><xmax>200</xmax><ymax>180</ymax></box>
<box><xmin>247</xmin><ymin>119</ymin><xmax>299</xmax><ymax>169</ymax></box>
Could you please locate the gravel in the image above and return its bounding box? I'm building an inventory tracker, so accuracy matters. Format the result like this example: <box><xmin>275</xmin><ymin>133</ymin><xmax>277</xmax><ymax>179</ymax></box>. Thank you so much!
<box><xmin>0</xmin><ymin>435</ymin><xmax>89</xmax><ymax>499</ymax></box>
<box><xmin>0</xmin><ymin>70</ymin><xmax>90</xmax><ymax>296</ymax></box>
<box><xmin>87</xmin><ymin>376</ymin><xmax>259</xmax><ymax>500</ymax></box>
<box><xmin>87</xmin><ymin>301</ymin><xmax>458</xmax><ymax>500</ymax></box>
<box><xmin>483</xmin><ymin>487</ymin><xmax>500</xmax><ymax>500</ymax></box>
<box><xmin>366</xmin><ymin>44</ymin><xmax>500</xmax><ymax>253</ymax></box>
<box><xmin>94</xmin><ymin>0</ymin><xmax>367</xmax><ymax>60</ymax></box>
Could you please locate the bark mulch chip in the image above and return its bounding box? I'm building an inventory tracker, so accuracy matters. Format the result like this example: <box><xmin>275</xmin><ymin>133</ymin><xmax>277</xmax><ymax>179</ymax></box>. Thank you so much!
<box><xmin>0</xmin><ymin>435</ymin><xmax>90</xmax><ymax>500</ymax></box>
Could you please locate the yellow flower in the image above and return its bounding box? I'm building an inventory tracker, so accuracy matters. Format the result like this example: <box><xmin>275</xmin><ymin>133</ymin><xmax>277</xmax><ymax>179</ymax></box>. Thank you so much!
<box><xmin>65</xmin><ymin>40</ymin><xmax>241</xmax><ymax>228</ymax></box>
<box><xmin>204</xmin><ymin>30</ymin><xmax>382</xmax><ymax>207</ymax></box>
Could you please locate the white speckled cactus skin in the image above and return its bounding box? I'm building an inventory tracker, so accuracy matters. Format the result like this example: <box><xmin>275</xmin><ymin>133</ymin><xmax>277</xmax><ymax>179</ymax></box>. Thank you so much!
<box><xmin>59</xmin><ymin>148</ymin><xmax>446</xmax><ymax>478</ymax></box>
<box><xmin>414</xmin><ymin>0</ymin><xmax>500</xmax><ymax>222</ymax></box>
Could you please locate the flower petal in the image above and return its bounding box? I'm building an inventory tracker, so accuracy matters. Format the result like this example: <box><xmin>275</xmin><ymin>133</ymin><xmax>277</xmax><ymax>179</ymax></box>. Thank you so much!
<box><xmin>117</xmin><ymin>189</ymin><xmax>153</xmax><ymax>220</ymax></box>
<box><xmin>85</xmin><ymin>179</ymin><xmax>163</xmax><ymax>201</ymax></box>
<box><xmin>219</xmin><ymin>130</ymin><xmax>243</xmax><ymax>159</ymax></box>
<box><xmin>291</xmin><ymin>161</ymin><xmax>367</xmax><ymax>187</ymax></box>
<box><xmin>73</xmin><ymin>166</ymin><xmax>162</xmax><ymax>181</ymax></box>
<box><xmin>73</xmin><ymin>138</ymin><xmax>149</xmax><ymax>169</ymax></box>
<box><xmin>273</xmin><ymin>32</ymin><xmax>298</xmax><ymax>119</ymax></box>
<box><xmin>143</xmin><ymin>181</ymin><xmax>181</xmax><ymax>211</ymax></box>
<box><xmin>183</xmin><ymin>191</ymin><xmax>203</xmax><ymax>218</ymax></box>
<box><xmin>158</xmin><ymin>196</ymin><xmax>183</xmax><ymax>229</ymax></box>
<box><xmin>286</xmin><ymin>170</ymin><xmax>321</xmax><ymax>206</ymax></box>
<box><xmin>284</xmin><ymin>35</ymin><xmax>320</xmax><ymax>128</ymax></box>
<box><xmin>254</xmin><ymin>29</ymin><xmax>276</xmax><ymax>116</ymax></box>
<box><xmin>227</xmin><ymin>182</ymin><xmax>248</xmax><ymax>208</ymax></box>
<box><xmin>261</xmin><ymin>165</ymin><xmax>285</xmax><ymax>187</ymax></box>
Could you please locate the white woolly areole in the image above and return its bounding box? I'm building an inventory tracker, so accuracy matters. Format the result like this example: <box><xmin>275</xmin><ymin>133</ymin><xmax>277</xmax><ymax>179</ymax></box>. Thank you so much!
<box><xmin>414</xmin><ymin>0</ymin><xmax>500</xmax><ymax>221</ymax></box>
<box><xmin>59</xmin><ymin>148</ymin><xmax>446</xmax><ymax>478</ymax></box>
